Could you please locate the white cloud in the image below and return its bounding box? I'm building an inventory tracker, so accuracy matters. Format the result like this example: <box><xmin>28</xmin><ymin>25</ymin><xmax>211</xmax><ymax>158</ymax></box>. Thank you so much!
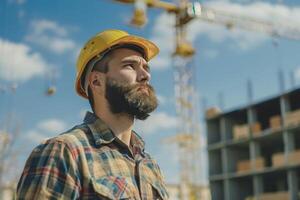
<box><xmin>150</xmin><ymin>1</ymin><xmax>300</xmax><ymax>69</ymax></box>
<box><xmin>157</xmin><ymin>94</ymin><xmax>167</xmax><ymax>105</ymax></box>
<box><xmin>26</xmin><ymin>130</ymin><xmax>49</xmax><ymax>144</ymax></box>
<box><xmin>149</xmin><ymin>55</ymin><xmax>171</xmax><ymax>70</ymax></box>
<box><xmin>26</xmin><ymin>19</ymin><xmax>78</xmax><ymax>55</ymax></box>
<box><xmin>30</xmin><ymin>19</ymin><xmax>67</xmax><ymax>37</ymax></box>
<box><xmin>0</xmin><ymin>38</ymin><xmax>48</xmax><ymax>82</ymax></box>
<box><xmin>205</xmin><ymin>1</ymin><xmax>300</xmax><ymax>28</ymax></box>
<box><xmin>149</xmin><ymin>13</ymin><xmax>175</xmax><ymax>70</ymax></box>
<box><xmin>188</xmin><ymin>1</ymin><xmax>300</xmax><ymax>49</ymax></box>
<box><xmin>156</xmin><ymin>94</ymin><xmax>176</xmax><ymax>107</ymax></box>
<box><xmin>37</xmin><ymin>119</ymin><xmax>68</xmax><ymax>134</ymax></box>
<box><xmin>189</xmin><ymin>20</ymin><xmax>268</xmax><ymax>51</ymax></box>
<box><xmin>8</xmin><ymin>0</ymin><xmax>26</xmax><ymax>5</ymax></box>
<box><xmin>25</xmin><ymin>118</ymin><xmax>68</xmax><ymax>143</ymax></box>
<box><xmin>134</xmin><ymin>112</ymin><xmax>177</xmax><ymax>134</ymax></box>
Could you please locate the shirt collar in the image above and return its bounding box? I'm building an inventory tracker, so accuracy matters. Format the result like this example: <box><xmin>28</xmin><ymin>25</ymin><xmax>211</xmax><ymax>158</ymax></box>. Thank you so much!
<box><xmin>131</xmin><ymin>130</ymin><xmax>145</xmax><ymax>154</ymax></box>
<box><xmin>83</xmin><ymin>111</ymin><xmax>145</xmax><ymax>151</ymax></box>
<box><xmin>84</xmin><ymin>111</ymin><xmax>115</xmax><ymax>145</ymax></box>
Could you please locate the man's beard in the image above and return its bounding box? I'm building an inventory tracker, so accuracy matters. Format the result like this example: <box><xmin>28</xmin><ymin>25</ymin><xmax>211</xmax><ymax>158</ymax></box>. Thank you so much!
<box><xmin>105</xmin><ymin>77</ymin><xmax>158</xmax><ymax>120</ymax></box>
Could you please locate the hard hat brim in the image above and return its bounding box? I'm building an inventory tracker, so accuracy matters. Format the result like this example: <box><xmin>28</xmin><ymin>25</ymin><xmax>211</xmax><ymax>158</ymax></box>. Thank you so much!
<box><xmin>111</xmin><ymin>35</ymin><xmax>159</xmax><ymax>61</ymax></box>
<box><xmin>76</xmin><ymin>35</ymin><xmax>159</xmax><ymax>99</ymax></box>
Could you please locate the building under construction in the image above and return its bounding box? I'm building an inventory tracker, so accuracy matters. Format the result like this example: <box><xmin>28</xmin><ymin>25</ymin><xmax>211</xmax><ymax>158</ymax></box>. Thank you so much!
<box><xmin>206</xmin><ymin>87</ymin><xmax>300</xmax><ymax>200</ymax></box>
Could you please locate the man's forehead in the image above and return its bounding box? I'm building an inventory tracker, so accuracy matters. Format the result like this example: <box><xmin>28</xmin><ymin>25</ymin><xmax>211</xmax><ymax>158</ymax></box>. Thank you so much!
<box><xmin>112</xmin><ymin>48</ymin><xmax>147</xmax><ymax>63</ymax></box>
<box><xmin>121</xmin><ymin>55</ymin><xmax>147</xmax><ymax>64</ymax></box>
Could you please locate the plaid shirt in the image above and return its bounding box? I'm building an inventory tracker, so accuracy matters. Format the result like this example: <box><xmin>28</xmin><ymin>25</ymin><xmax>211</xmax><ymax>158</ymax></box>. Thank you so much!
<box><xmin>17</xmin><ymin>112</ymin><xmax>169</xmax><ymax>200</ymax></box>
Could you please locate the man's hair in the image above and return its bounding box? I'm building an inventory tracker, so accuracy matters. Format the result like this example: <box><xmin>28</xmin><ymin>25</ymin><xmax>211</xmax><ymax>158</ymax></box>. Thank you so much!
<box><xmin>86</xmin><ymin>55</ymin><xmax>110</xmax><ymax>113</ymax></box>
<box><xmin>85</xmin><ymin>44</ymin><xmax>145</xmax><ymax>113</ymax></box>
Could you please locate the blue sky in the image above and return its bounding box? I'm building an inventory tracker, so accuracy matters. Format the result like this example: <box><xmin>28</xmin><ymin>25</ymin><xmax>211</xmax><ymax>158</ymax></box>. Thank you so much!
<box><xmin>1</xmin><ymin>0</ymin><xmax>300</xmax><ymax>185</ymax></box>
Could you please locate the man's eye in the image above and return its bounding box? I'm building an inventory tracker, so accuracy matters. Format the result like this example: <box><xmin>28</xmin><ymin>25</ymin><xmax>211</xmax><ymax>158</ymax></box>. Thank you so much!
<box><xmin>123</xmin><ymin>64</ymin><xmax>134</xmax><ymax>69</ymax></box>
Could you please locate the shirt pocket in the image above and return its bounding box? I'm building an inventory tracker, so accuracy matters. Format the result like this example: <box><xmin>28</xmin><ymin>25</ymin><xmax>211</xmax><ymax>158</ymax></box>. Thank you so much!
<box><xmin>91</xmin><ymin>176</ymin><xmax>133</xmax><ymax>200</ymax></box>
<box><xmin>148</xmin><ymin>179</ymin><xmax>169</xmax><ymax>200</ymax></box>
<box><xmin>141</xmin><ymin>158</ymin><xmax>169</xmax><ymax>200</ymax></box>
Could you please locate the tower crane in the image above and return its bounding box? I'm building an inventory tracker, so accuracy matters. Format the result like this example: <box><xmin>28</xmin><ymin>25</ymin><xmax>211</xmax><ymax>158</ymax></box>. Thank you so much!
<box><xmin>112</xmin><ymin>0</ymin><xmax>300</xmax><ymax>54</ymax></box>
<box><xmin>111</xmin><ymin>0</ymin><xmax>300</xmax><ymax>199</ymax></box>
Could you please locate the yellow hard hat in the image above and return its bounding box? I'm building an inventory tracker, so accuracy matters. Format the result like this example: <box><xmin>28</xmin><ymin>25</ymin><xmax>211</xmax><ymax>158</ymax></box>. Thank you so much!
<box><xmin>76</xmin><ymin>29</ymin><xmax>159</xmax><ymax>99</ymax></box>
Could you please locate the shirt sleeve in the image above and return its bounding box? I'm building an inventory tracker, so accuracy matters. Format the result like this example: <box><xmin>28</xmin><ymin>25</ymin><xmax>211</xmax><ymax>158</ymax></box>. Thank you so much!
<box><xmin>16</xmin><ymin>140</ymin><xmax>81</xmax><ymax>200</ymax></box>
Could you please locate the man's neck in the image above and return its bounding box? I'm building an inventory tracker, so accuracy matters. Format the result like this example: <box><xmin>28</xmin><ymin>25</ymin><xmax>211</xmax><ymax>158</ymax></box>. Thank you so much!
<box><xmin>95</xmin><ymin>108</ymin><xmax>134</xmax><ymax>146</ymax></box>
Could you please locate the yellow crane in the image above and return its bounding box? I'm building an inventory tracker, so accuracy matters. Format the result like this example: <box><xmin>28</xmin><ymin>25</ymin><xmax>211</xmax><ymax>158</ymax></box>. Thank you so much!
<box><xmin>113</xmin><ymin>0</ymin><xmax>300</xmax><ymax>53</ymax></box>
<box><xmin>111</xmin><ymin>1</ymin><xmax>300</xmax><ymax>199</ymax></box>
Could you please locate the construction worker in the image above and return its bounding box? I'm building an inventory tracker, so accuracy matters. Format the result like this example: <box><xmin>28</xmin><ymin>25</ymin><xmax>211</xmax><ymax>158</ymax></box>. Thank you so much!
<box><xmin>16</xmin><ymin>29</ymin><xmax>169</xmax><ymax>200</ymax></box>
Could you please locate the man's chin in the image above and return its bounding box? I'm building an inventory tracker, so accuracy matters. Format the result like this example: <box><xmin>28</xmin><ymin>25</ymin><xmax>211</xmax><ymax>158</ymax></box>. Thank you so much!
<box><xmin>105</xmin><ymin>78</ymin><xmax>158</xmax><ymax>119</ymax></box>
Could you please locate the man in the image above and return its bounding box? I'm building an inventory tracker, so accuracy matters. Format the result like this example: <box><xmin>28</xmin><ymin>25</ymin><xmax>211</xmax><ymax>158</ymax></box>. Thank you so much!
<box><xmin>17</xmin><ymin>29</ymin><xmax>169</xmax><ymax>200</ymax></box>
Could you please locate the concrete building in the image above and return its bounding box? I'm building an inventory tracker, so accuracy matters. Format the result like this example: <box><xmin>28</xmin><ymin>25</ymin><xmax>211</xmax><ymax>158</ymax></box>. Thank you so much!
<box><xmin>206</xmin><ymin>88</ymin><xmax>300</xmax><ymax>200</ymax></box>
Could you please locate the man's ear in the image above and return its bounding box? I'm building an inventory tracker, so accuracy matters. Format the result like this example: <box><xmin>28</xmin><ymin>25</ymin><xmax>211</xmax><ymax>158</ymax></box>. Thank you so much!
<box><xmin>88</xmin><ymin>71</ymin><xmax>104</xmax><ymax>93</ymax></box>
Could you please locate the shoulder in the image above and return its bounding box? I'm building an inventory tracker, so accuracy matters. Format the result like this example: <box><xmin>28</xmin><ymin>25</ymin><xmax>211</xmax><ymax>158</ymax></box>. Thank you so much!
<box><xmin>45</xmin><ymin>124</ymin><xmax>90</xmax><ymax>146</ymax></box>
<box><xmin>17</xmin><ymin>128</ymin><xmax>85</xmax><ymax>199</ymax></box>
<box><xmin>30</xmin><ymin>124</ymin><xmax>91</xmax><ymax>160</ymax></box>
<box><xmin>52</xmin><ymin>125</ymin><xmax>89</xmax><ymax>147</ymax></box>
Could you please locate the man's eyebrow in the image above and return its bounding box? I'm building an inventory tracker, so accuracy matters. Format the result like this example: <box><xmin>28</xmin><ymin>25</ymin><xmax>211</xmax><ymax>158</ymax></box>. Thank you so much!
<box><xmin>121</xmin><ymin>59</ymin><xmax>150</xmax><ymax>70</ymax></box>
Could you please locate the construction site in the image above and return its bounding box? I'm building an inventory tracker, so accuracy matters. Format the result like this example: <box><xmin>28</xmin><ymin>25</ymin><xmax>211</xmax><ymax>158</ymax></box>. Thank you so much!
<box><xmin>1</xmin><ymin>0</ymin><xmax>300</xmax><ymax>199</ymax></box>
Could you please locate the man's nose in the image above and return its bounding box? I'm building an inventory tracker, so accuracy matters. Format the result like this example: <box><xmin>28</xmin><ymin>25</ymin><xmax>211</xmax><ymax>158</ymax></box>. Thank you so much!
<box><xmin>137</xmin><ymin>68</ymin><xmax>151</xmax><ymax>83</ymax></box>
